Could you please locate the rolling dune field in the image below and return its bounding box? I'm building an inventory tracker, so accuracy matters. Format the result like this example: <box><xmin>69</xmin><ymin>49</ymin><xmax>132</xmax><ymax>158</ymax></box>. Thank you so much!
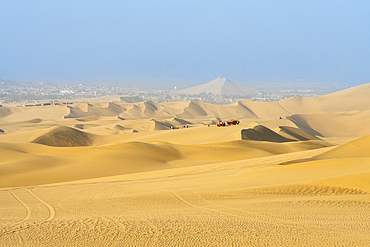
<box><xmin>1</xmin><ymin>83</ymin><xmax>370</xmax><ymax>246</ymax></box>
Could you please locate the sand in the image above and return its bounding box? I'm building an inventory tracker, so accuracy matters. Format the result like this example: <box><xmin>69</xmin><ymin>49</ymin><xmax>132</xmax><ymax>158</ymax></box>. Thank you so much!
<box><xmin>1</xmin><ymin>83</ymin><xmax>370</xmax><ymax>246</ymax></box>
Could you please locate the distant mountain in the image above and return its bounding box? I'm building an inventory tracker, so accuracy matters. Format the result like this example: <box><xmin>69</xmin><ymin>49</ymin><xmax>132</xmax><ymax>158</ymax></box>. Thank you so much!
<box><xmin>176</xmin><ymin>77</ymin><xmax>259</xmax><ymax>95</ymax></box>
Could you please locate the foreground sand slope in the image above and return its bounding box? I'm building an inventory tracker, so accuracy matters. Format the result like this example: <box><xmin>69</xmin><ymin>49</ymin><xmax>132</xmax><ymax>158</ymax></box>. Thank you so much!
<box><xmin>0</xmin><ymin>133</ymin><xmax>369</xmax><ymax>246</ymax></box>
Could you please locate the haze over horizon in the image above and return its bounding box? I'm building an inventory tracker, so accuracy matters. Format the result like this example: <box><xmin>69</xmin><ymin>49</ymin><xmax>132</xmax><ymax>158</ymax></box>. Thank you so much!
<box><xmin>1</xmin><ymin>1</ymin><xmax>369</xmax><ymax>87</ymax></box>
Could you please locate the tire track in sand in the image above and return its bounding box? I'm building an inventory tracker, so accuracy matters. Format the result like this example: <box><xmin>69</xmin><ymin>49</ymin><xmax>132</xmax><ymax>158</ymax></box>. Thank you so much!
<box><xmin>26</xmin><ymin>189</ymin><xmax>55</xmax><ymax>222</ymax></box>
<box><xmin>0</xmin><ymin>188</ymin><xmax>55</xmax><ymax>237</ymax></box>
<box><xmin>8</xmin><ymin>190</ymin><xmax>31</xmax><ymax>225</ymax></box>
<box><xmin>157</xmin><ymin>188</ymin><xmax>251</xmax><ymax>220</ymax></box>
<box><xmin>176</xmin><ymin>186</ymin><xmax>365</xmax><ymax>236</ymax></box>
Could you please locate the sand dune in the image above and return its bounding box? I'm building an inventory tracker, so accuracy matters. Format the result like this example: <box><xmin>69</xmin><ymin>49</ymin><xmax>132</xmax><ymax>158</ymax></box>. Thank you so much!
<box><xmin>65</xmin><ymin>102</ymin><xmax>123</xmax><ymax>118</ymax></box>
<box><xmin>31</xmin><ymin>125</ymin><xmax>96</xmax><ymax>147</ymax></box>
<box><xmin>76</xmin><ymin>115</ymin><xmax>101</xmax><ymax>121</ymax></box>
<box><xmin>0</xmin><ymin>105</ymin><xmax>69</xmax><ymax>122</ymax></box>
<box><xmin>1</xmin><ymin>83</ymin><xmax>370</xmax><ymax>246</ymax></box>
<box><xmin>241</xmin><ymin>125</ymin><xmax>322</xmax><ymax>143</ymax></box>
<box><xmin>281</xmin><ymin>83</ymin><xmax>370</xmax><ymax>114</ymax></box>
<box><xmin>116</xmin><ymin>101</ymin><xmax>170</xmax><ymax>119</ymax></box>
<box><xmin>0</xmin><ymin>107</ymin><xmax>12</xmax><ymax>118</ymax></box>
<box><xmin>287</xmin><ymin>112</ymin><xmax>370</xmax><ymax>138</ymax></box>
<box><xmin>325</xmin><ymin>82</ymin><xmax>370</xmax><ymax>97</ymax></box>
<box><xmin>238</xmin><ymin>100</ymin><xmax>291</xmax><ymax>119</ymax></box>
<box><xmin>0</xmin><ymin>139</ymin><xmax>332</xmax><ymax>188</ymax></box>
<box><xmin>164</xmin><ymin>117</ymin><xmax>192</xmax><ymax>127</ymax></box>
<box><xmin>277</xmin><ymin>126</ymin><xmax>321</xmax><ymax>141</ymax></box>
<box><xmin>74</xmin><ymin>124</ymin><xmax>85</xmax><ymax>129</ymax></box>
<box><xmin>24</xmin><ymin>118</ymin><xmax>43</xmax><ymax>123</ymax></box>
<box><xmin>241</xmin><ymin>125</ymin><xmax>293</xmax><ymax>142</ymax></box>
<box><xmin>113</xmin><ymin>124</ymin><xmax>128</xmax><ymax>130</ymax></box>
<box><xmin>152</xmin><ymin>119</ymin><xmax>173</xmax><ymax>130</ymax></box>
<box><xmin>177</xmin><ymin>100</ymin><xmax>208</xmax><ymax>119</ymax></box>
<box><xmin>314</xmin><ymin>134</ymin><xmax>370</xmax><ymax>159</ymax></box>
<box><xmin>177</xmin><ymin>100</ymin><xmax>259</xmax><ymax>119</ymax></box>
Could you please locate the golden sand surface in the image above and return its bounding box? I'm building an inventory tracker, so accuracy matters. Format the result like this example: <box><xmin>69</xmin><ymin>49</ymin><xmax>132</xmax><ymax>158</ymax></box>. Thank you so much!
<box><xmin>1</xmin><ymin>84</ymin><xmax>370</xmax><ymax>246</ymax></box>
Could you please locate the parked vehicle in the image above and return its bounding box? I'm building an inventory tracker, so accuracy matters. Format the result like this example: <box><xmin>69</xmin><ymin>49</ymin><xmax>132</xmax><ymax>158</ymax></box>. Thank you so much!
<box><xmin>227</xmin><ymin>119</ymin><xmax>240</xmax><ymax>125</ymax></box>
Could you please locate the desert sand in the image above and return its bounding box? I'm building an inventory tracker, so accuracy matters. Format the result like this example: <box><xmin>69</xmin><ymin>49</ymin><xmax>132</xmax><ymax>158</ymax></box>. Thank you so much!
<box><xmin>1</xmin><ymin>83</ymin><xmax>370</xmax><ymax>246</ymax></box>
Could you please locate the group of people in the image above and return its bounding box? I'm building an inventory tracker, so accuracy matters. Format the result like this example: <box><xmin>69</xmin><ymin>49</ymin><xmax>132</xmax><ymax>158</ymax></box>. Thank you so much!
<box><xmin>170</xmin><ymin>125</ymin><xmax>189</xmax><ymax>129</ymax></box>
<box><xmin>217</xmin><ymin>121</ymin><xmax>226</xmax><ymax>127</ymax></box>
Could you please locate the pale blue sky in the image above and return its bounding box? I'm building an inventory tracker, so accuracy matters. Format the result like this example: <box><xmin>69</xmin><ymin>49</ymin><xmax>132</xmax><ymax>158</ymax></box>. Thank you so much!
<box><xmin>1</xmin><ymin>0</ymin><xmax>369</xmax><ymax>87</ymax></box>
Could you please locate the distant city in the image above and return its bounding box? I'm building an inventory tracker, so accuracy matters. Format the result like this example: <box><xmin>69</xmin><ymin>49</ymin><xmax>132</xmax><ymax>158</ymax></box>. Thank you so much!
<box><xmin>0</xmin><ymin>78</ymin><xmax>352</xmax><ymax>106</ymax></box>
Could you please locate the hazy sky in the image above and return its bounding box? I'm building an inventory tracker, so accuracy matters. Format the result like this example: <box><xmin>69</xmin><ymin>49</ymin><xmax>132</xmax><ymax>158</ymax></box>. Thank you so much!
<box><xmin>1</xmin><ymin>1</ymin><xmax>369</xmax><ymax>87</ymax></box>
